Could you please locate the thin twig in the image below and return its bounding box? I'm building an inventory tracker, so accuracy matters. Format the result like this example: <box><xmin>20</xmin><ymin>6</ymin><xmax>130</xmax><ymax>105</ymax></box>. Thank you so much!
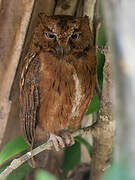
<box><xmin>0</xmin><ymin>125</ymin><xmax>94</xmax><ymax>180</ymax></box>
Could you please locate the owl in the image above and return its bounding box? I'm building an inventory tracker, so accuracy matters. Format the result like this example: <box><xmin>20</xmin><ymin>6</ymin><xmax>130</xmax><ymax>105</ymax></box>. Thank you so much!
<box><xmin>20</xmin><ymin>14</ymin><xmax>96</xmax><ymax>169</ymax></box>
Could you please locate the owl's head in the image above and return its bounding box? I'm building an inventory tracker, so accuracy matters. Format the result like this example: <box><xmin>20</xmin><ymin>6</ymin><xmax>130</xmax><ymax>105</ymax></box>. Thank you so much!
<box><xmin>36</xmin><ymin>14</ymin><xmax>94</xmax><ymax>58</ymax></box>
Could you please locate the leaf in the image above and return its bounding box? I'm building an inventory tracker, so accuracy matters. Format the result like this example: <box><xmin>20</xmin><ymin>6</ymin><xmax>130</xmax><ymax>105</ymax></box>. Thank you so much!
<box><xmin>0</xmin><ymin>162</ymin><xmax>33</xmax><ymax>180</ymax></box>
<box><xmin>0</xmin><ymin>136</ymin><xmax>27</xmax><ymax>166</ymax></box>
<box><xmin>35</xmin><ymin>170</ymin><xmax>58</xmax><ymax>180</ymax></box>
<box><xmin>75</xmin><ymin>136</ymin><xmax>93</xmax><ymax>158</ymax></box>
<box><xmin>97</xmin><ymin>0</ymin><xmax>107</xmax><ymax>47</ymax></box>
<box><xmin>97</xmin><ymin>24</ymin><xmax>107</xmax><ymax>46</ymax></box>
<box><xmin>86</xmin><ymin>95</ymin><xmax>100</xmax><ymax>115</ymax></box>
<box><xmin>62</xmin><ymin>141</ymin><xmax>80</xmax><ymax>176</ymax></box>
<box><xmin>97</xmin><ymin>50</ymin><xmax>105</xmax><ymax>89</ymax></box>
<box><xmin>98</xmin><ymin>0</ymin><xmax>103</xmax><ymax>17</ymax></box>
<box><xmin>97</xmin><ymin>12</ymin><xmax>106</xmax><ymax>89</ymax></box>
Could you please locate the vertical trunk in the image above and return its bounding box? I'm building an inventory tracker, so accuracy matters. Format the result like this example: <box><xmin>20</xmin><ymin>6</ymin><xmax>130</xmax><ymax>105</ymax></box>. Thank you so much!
<box><xmin>90</xmin><ymin>50</ymin><xmax>114</xmax><ymax>180</ymax></box>
<box><xmin>0</xmin><ymin>0</ymin><xmax>35</xmax><ymax>147</ymax></box>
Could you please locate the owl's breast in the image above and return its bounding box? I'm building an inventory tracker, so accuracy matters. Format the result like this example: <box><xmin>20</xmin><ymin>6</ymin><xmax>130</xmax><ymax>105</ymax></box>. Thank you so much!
<box><xmin>38</xmin><ymin>52</ymin><xmax>95</xmax><ymax>133</ymax></box>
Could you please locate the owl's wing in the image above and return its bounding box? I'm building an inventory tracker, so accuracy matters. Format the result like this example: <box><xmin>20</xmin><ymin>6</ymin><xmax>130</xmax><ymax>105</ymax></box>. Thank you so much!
<box><xmin>20</xmin><ymin>54</ymin><xmax>40</xmax><ymax>146</ymax></box>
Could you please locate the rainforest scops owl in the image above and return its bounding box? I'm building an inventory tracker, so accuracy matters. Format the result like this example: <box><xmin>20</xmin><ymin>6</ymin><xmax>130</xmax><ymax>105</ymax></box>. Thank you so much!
<box><xmin>20</xmin><ymin>13</ymin><xmax>96</xmax><ymax>168</ymax></box>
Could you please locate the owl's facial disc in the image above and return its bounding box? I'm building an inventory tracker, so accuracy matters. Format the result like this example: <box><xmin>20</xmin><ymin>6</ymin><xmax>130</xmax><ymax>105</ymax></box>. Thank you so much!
<box><xmin>41</xmin><ymin>15</ymin><xmax>92</xmax><ymax>58</ymax></box>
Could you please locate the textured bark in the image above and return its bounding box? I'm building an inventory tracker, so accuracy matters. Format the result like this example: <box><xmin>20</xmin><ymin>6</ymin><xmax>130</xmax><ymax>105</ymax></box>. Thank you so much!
<box><xmin>83</xmin><ymin>0</ymin><xmax>97</xmax><ymax>32</ymax></box>
<box><xmin>54</xmin><ymin>0</ymin><xmax>78</xmax><ymax>16</ymax></box>
<box><xmin>0</xmin><ymin>0</ymin><xmax>35</xmax><ymax>147</ymax></box>
<box><xmin>90</xmin><ymin>50</ymin><xmax>114</xmax><ymax>180</ymax></box>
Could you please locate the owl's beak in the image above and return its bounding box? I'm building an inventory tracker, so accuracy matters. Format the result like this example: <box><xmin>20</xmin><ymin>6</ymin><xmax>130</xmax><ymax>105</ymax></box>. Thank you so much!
<box><xmin>56</xmin><ymin>38</ymin><xmax>71</xmax><ymax>56</ymax></box>
<box><xmin>58</xmin><ymin>46</ymin><xmax>64</xmax><ymax>56</ymax></box>
<box><xmin>56</xmin><ymin>43</ymin><xmax>70</xmax><ymax>56</ymax></box>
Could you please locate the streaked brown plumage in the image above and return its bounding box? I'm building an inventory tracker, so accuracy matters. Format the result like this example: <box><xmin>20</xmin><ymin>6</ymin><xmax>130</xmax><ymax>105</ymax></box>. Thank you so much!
<box><xmin>20</xmin><ymin>14</ymin><xmax>96</xmax><ymax>171</ymax></box>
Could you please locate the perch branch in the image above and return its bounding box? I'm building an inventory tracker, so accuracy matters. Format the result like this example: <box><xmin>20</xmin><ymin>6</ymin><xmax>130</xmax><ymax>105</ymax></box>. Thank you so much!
<box><xmin>0</xmin><ymin>125</ymin><xmax>95</xmax><ymax>180</ymax></box>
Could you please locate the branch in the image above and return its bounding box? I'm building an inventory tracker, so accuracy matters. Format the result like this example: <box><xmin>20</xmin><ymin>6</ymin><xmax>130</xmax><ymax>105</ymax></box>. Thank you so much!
<box><xmin>0</xmin><ymin>125</ymin><xmax>94</xmax><ymax>180</ymax></box>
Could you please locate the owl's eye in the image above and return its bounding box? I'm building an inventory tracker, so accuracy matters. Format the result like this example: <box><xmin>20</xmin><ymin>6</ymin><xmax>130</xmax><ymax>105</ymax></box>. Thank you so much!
<box><xmin>71</xmin><ymin>33</ymin><xmax>80</xmax><ymax>40</ymax></box>
<box><xmin>45</xmin><ymin>32</ymin><xmax>55</xmax><ymax>39</ymax></box>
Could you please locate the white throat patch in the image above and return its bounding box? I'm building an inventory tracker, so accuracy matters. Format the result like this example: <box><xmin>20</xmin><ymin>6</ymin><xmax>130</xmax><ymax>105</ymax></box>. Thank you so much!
<box><xmin>71</xmin><ymin>73</ymin><xmax>83</xmax><ymax>118</ymax></box>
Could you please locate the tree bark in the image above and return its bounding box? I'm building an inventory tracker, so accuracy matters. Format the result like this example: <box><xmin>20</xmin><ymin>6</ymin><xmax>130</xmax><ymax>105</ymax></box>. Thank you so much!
<box><xmin>0</xmin><ymin>0</ymin><xmax>35</xmax><ymax>147</ymax></box>
<box><xmin>90</xmin><ymin>49</ymin><xmax>114</xmax><ymax>180</ymax></box>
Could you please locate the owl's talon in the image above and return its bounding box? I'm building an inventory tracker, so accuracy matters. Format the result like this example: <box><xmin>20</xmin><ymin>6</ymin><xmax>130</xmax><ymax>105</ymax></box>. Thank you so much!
<box><xmin>60</xmin><ymin>131</ymin><xmax>75</xmax><ymax>146</ymax></box>
<box><xmin>49</xmin><ymin>133</ymin><xmax>65</xmax><ymax>151</ymax></box>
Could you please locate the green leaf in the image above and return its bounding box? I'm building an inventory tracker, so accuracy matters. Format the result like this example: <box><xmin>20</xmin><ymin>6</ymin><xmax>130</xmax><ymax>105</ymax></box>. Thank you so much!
<box><xmin>75</xmin><ymin>136</ymin><xmax>93</xmax><ymax>158</ymax></box>
<box><xmin>97</xmin><ymin>0</ymin><xmax>107</xmax><ymax>47</ymax></box>
<box><xmin>0</xmin><ymin>162</ymin><xmax>33</xmax><ymax>180</ymax></box>
<box><xmin>98</xmin><ymin>0</ymin><xmax>103</xmax><ymax>17</ymax></box>
<box><xmin>62</xmin><ymin>141</ymin><xmax>80</xmax><ymax>176</ymax></box>
<box><xmin>97</xmin><ymin>24</ymin><xmax>107</xmax><ymax>46</ymax></box>
<box><xmin>0</xmin><ymin>136</ymin><xmax>28</xmax><ymax>166</ymax></box>
<box><xmin>86</xmin><ymin>95</ymin><xmax>100</xmax><ymax>115</ymax></box>
<box><xmin>35</xmin><ymin>170</ymin><xmax>58</xmax><ymax>180</ymax></box>
<box><xmin>96</xmin><ymin>14</ymin><xmax>106</xmax><ymax>89</ymax></box>
<box><xmin>102</xmin><ymin>161</ymin><xmax>132</xmax><ymax>180</ymax></box>
<box><xmin>97</xmin><ymin>50</ymin><xmax>105</xmax><ymax>89</ymax></box>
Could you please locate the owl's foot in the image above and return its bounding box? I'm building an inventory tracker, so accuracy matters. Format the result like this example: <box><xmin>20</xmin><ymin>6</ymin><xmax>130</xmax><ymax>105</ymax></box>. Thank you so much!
<box><xmin>49</xmin><ymin>132</ymin><xmax>75</xmax><ymax>151</ymax></box>
<box><xmin>59</xmin><ymin>131</ymin><xmax>75</xmax><ymax>147</ymax></box>
<box><xmin>49</xmin><ymin>133</ymin><xmax>65</xmax><ymax>151</ymax></box>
